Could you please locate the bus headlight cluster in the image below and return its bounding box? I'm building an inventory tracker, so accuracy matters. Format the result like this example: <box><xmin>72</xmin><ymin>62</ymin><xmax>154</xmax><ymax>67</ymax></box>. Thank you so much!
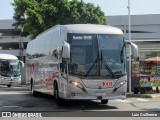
<box><xmin>115</xmin><ymin>80</ymin><xmax>127</xmax><ymax>89</ymax></box>
<box><xmin>69</xmin><ymin>81</ymin><xmax>83</xmax><ymax>88</ymax></box>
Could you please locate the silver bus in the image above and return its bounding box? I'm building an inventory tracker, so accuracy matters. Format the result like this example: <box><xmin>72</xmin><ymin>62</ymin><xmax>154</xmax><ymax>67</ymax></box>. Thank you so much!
<box><xmin>26</xmin><ymin>24</ymin><xmax>138</xmax><ymax>105</ymax></box>
<box><xmin>0</xmin><ymin>53</ymin><xmax>24</xmax><ymax>87</ymax></box>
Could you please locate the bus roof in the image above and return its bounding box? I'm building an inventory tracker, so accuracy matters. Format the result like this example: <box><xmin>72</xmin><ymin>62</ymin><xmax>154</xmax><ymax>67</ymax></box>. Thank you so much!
<box><xmin>63</xmin><ymin>24</ymin><xmax>123</xmax><ymax>34</ymax></box>
<box><xmin>37</xmin><ymin>24</ymin><xmax>123</xmax><ymax>37</ymax></box>
<box><xmin>0</xmin><ymin>54</ymin><xmax>18</xmax><ymax>60</ymax></box>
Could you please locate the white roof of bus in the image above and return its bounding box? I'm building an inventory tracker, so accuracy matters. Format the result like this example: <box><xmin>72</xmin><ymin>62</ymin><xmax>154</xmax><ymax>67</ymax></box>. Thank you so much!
<box><xmin>63</xmin><ymin>24</ymin><xmax>123</xmax><ymax>34</ymax></box>
<box><xmin>37</xmin><ymin>24</ymin><xmax>123</xmax><ymax>37</ymax></box>
<box><xmin>0</xmin><ymin>54</ymin><xmax>18</xmax><ymax>60</ymax></box>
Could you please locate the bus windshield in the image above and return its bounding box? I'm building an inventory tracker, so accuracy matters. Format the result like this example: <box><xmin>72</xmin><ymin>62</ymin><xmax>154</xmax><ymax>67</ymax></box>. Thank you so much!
<box><xmin>0</xmin><ymin>60</ymin><xmax>20</xmax><ymax>77</ymax></box>
<box><xmin>68</xmin><ymin>34</ymin><xmax>126</xmax><ymax>77</ymax></box>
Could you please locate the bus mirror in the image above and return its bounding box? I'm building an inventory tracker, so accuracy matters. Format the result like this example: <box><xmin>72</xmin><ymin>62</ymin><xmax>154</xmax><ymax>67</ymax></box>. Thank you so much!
<box><xmin>19</xmin><ymin>60</ymin><xmax>24</xmax><ymax>68</ymax></box>
<box><xmin>127</xmin><ymin>42</ymin><xmax>139</xmax><ymax>60</ymax></box>
<box><xmin>62</xmin><ymin>41</ymin><xmax>70</xmax><ymax>59</ymax></box>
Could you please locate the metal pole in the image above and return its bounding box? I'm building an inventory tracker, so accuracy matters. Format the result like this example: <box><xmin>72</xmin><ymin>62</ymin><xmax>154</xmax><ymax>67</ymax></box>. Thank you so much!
<box><xmin>20</xmin><ymin>15</ymin><xmax>25</xmax><ymax>85</ymax></box>
<box><xmin>20</xmin><ymin>27</ymin><xmax>26</xmax><ymax>85</ymax></box>
<box><xmin>20</xmin><ymin>37</ymin><xmax>22</xmax><ymax>61</ymax></box>
<box><xmin>128</xmin><ymin>0</ymin><xmax>132</xmax><ymax>92</ymax></box>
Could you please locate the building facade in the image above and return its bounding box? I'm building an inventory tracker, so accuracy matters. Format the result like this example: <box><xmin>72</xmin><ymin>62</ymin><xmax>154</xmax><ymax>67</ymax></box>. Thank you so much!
<box><xmin>107</xmin><ymin>14</ymin><xmax>160</xmax><ymax>60</ymax></box>
<box><xmin>0</xmin><ymin>19</ymin><xmax>30</xmax><ymax>62</ymax></box>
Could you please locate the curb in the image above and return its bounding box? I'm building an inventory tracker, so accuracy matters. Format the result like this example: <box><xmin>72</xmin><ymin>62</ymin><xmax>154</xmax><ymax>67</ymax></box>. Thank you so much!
<box><xmin>126</xmin><ymin>93</ymin><xmax>160</xmax><ymax>98</ymax></box>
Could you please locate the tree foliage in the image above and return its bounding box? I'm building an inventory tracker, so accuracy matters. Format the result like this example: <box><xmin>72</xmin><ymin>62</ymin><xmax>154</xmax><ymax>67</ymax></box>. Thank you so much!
<box><xmin>12</xmin><ymin>0</ymin><xmax>107</xmax><ymax>38</ymax></box>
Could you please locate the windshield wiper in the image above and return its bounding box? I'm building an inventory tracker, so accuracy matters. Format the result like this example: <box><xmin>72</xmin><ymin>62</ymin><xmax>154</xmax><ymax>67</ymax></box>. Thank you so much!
<box><xmin>101</xmin><ymin>52</ymin><xmax>114</xmax><ymax>78</ymax></box>
<box><xmin>85</xmin><ymin>57</ymin><xmax>99</xmax><ymax>78</ymax></box>
<box><xmin>85</xmin><ymin>51</ymin><xmax>114</xmax><ymax>78</ymax></box>
<box><xmin>10</xmin><ymin>65</ymin><xmax>18</xmax><ymax>76</ymax></box>
<box><xmin>103</xmin><ymin>60</ymin><xmax>114</xmax><ymax>78</ymax></box>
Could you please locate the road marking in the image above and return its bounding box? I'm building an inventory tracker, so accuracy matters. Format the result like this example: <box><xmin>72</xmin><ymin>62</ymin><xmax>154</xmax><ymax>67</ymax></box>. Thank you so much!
<box><xmin>116</xmin><ymin>99</ymin><xmax>131</xmax><ymax>103</ymax></box>
<box><xmin>136</xmin><ymin>98</ymin><xmax>149</xmax><ymax>102</ymax></box>
<box><xmin>1</xmin><ymin>106</ymin><xmax>19</xmax><ymax>108</ymax></box>
<box><xmin>0</xmin><ymin>91</ymin><xmax>29</xmax><ymax>95</ymax></box>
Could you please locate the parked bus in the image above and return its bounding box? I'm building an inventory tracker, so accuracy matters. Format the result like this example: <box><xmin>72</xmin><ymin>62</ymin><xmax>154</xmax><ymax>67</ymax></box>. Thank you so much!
<box><xmin>0</xmin><ymin>54</ymin><xmax>24</xmax><ymax>87</ymax></box>
<box><xmin>26</xmin><ymin>24</ymin><xmax>138</xmax><ymax>105</ymax></box>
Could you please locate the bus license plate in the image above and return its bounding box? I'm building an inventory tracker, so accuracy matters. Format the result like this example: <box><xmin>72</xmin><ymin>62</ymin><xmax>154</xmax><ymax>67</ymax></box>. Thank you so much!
<box><xmin>95</xmin><ymin>92</ymin><xmax>105</xmax><ymax>96</ymax></box>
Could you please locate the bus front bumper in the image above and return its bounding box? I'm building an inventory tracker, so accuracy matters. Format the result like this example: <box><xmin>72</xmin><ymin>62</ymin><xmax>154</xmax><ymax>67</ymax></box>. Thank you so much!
<box><xmin>63</xmin><ymin>84</ymin><xmax>127</xmax><ymax>100</ymax></box>
<box><xmin>0</xmin><ymin>77</ymin><xmax>21</xmax><ymax>86</ymax></box>
<box><xmin>67</xmin><ymin>95</ymin><xmax>126</xmax><ymax>100</ymax></box>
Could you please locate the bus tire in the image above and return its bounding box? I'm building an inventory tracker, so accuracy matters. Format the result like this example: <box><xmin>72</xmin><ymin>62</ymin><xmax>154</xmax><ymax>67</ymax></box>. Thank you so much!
<box><xmin>54</xmin><ymin>82</ymin><xmax>65</xmax><ymax>106</ymax></box>
<box><xmin>7</xmin><ymin>84</ymin><xmax>11</xmax><ymax>87</ymax></box>
<box><xmin>101</xmin><ymin>100</ymin><xmax>108</xmax><ymax>104</ymax></box>
<box><xmin>31</xmin><ymin>79</ymin><xmax>37</xmax><ymax>96</ymax></box>
<box><xmin>54</xmin><ymin>82</ymin><xmax>58</xmax><ymax>100</ymax></box>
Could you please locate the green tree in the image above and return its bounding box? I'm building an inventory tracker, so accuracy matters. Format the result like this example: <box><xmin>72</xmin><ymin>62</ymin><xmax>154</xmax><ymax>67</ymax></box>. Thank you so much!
<box><xmin>12</xmin><ymin>0</ymin><xmax>107</xmax><ymax>38</ymax></box>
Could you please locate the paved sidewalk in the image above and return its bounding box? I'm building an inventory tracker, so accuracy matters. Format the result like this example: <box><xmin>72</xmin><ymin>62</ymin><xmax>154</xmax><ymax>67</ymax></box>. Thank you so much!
<box><xmin>127</xmin><ymin>86</ymin><xmax>160</xmax><ymax>98</ymax></box>
<box><xmin>126</xmin><ymin>92</ymin><xmax>160</xmax><ymax>98</ymax></box>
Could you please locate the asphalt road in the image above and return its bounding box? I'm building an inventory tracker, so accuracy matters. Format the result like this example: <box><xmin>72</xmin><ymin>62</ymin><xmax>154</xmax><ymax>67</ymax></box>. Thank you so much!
<box><xmin>0</xmin><ymin>85</ymin><xmax>160</xmax><ymax>118</ymax></box>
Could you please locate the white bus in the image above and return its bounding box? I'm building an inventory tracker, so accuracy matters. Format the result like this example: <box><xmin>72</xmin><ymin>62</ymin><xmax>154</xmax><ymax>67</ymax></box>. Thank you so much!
<box><xmin>0</xmin><ymin>54</ymin><xmax>24</xmax><ymax>87</ymax></box>
<box><xmin>26</xmin><ymin>24</ymin><xmax>138</xmax><ymax>105</ymax></box>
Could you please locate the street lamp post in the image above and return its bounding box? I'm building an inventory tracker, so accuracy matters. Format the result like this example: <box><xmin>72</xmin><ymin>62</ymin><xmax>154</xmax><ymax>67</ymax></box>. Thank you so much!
<box><xmin>20</xmin><ymin>15</ymin><xmax>25</xmax><ymax>62</ymax></box>
<box><xmin>20</xmin><ymin>28</ymin><xmax>24</xmax><ymax>62</ymax></box>
<box><xmin>20</xmin><ymin>13</ymin><xmax>28</xmax><ymax>62</ymax></box>
<box><xmin>128</xmin><ymin>0</ymin><xmax>132</xmax><ymax>93</ymax></box>
<box><xmin>20</xmin><ymin>14</ymin><xmax>27</xmax><ymax>85</ymax></box>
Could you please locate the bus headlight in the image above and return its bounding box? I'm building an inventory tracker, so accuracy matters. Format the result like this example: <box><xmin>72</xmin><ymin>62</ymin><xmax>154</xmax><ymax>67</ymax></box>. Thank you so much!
<box><xmin>70</xmin><ymin>81</ymin><xmax>83</xmax><ymax>88</ymax></box>
<box><xmin>115</xmin><ymin>80</ymin><xmax>127</xmax><ymax>89</ymax></box>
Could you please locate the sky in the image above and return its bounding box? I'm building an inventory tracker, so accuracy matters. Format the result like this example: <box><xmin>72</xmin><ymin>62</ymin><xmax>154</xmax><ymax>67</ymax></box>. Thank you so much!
<box><xmin>0</xmin><ymin>0</ymin><xmax>160</xmax><ymax>19</ymax></box>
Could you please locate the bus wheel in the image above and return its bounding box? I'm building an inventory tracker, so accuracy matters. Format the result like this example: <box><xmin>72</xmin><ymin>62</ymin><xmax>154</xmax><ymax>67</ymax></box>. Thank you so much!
<box><xmin>7</xmin><ymin>84</ymin><xmax>11</xmax><ymax>87</ymax></box>
<box><xmin>31</xmin><ymin>80</ymin><xmax>37</xmax><ymax>96</ymax></box>
<box><xmin>101</xmin><ymin>100</ymin><xmax>108</xmax><ymax>104</ymax></box>
<box><xmin>31</xmin><ymin>82</ymin><xmax>34</xmax><ymax>95</ymax></box>
<box><xmin>54</xmin><ymin>82</ymin><xmax>58</xmax><ymax>100</ymax></box>
<box><xmin>54</xmin><ymin>82</ymin><xmax>65</xmax><ymax>106</ymax></box>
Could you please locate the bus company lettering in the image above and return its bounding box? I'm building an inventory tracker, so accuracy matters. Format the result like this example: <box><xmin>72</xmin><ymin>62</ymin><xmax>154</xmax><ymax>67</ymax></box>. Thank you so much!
<box><xmin>73</xmin><ymin>35</ymin><xmax>92</xmax><ymax>40</ymax></box>
<box><xmin>102</xmin><ymin>81</ymin><xmax>112</xmax><ymax>87</ymax></box>
<box><xmin>73</xmin><ymin>36</ymin><xmax>83</xmax><ymax>40</ymax></box>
